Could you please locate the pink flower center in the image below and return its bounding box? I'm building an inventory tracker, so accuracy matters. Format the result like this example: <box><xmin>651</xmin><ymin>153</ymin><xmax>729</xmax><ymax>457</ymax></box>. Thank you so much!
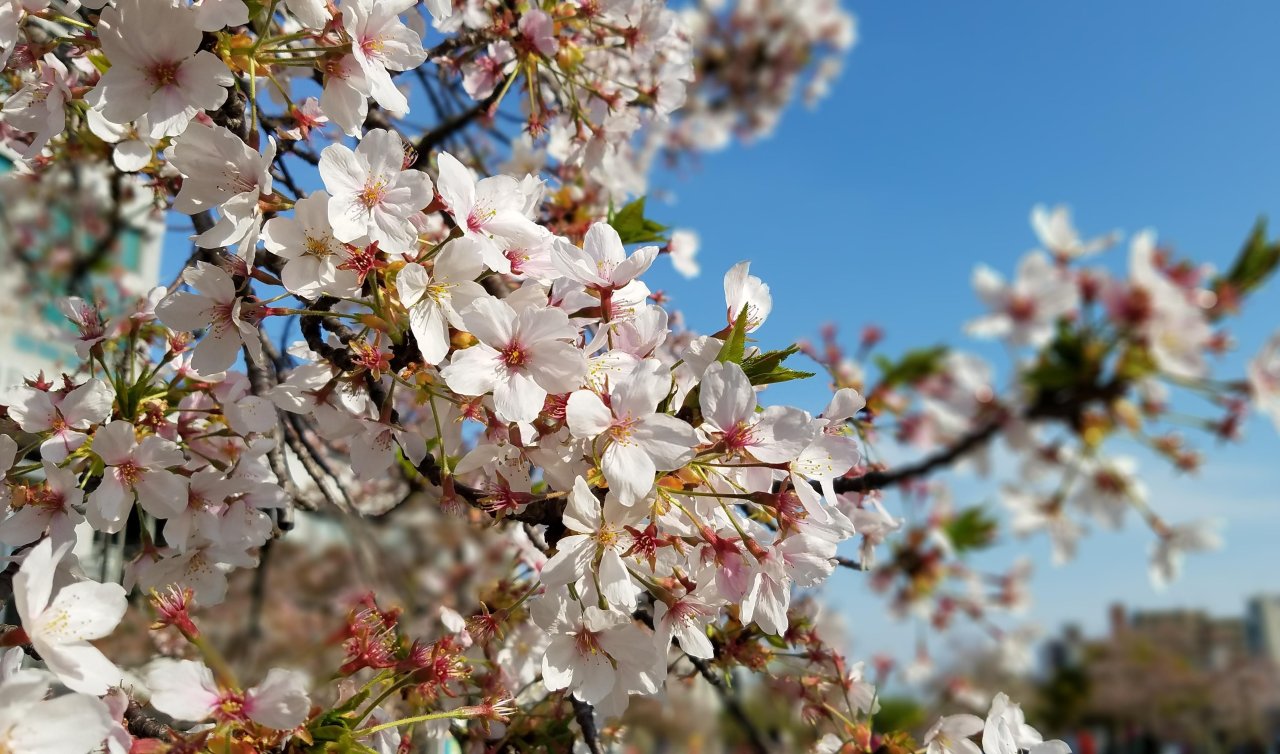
<box><xmin>213</xmin><ymin>691</ymin><xmax>247</xmax><ymax>724</ymax></box>
<box><xmin>505</xmin><ymin>248</ymin><xmax>529</xmax><ymax>274</ymax></box>
<box><xmin>360</xmin><ymin>36</ymin><xmax>384</xmax><ymax>60</ymax></box>
<box><xmin>116</xmin><ymin>460</ymin><xmax>144</xmax><ymax>488</ymax></box>
<box><xmin>575</xmin><ymin>629</ymin><xmax>604</xmax><ymax>657</ymax></box>
<box><xmin>722</xmin><ymin>420</ymin><xmax>756</xmax><ymax>454</ymax></box>
<box><xmin>359</xmin><ymin>179</ymin><xmax>388</xmax><ymax>210</ymax></box>
<box><xmin>146</xmin><ymin>60</ymin><xmax>182</xmax><ymax>90</ymax></box>
<box><xmin>608</xmin><ymin>416</ymin><xmax>637</xmax><ymax>445</ymax></box>
<box><xmin>1008</xmin><ymin>295</ymin><xmax>1037</xmax><ymax>322</ymax></box>
<box><xmin>500</xmin><ymin>341</ymin><xmax>529</xmax><ymax>368</ymax></box>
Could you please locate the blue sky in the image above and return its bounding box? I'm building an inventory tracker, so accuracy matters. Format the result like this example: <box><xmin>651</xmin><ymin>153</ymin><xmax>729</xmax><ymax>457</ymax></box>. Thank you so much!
<box><xmin>637</xmin><ymin>2</ymin><xmax>1280</xmax><ymax>666</ymax></box>
<box><xmin>156</xmin><ymin>2</ymin><xmax>1280</xmax><ymax>670</ymax></box>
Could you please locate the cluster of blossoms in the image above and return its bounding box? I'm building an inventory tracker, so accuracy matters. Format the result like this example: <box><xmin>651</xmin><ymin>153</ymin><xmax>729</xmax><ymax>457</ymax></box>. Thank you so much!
<box><xmin>0</xmin><ymin>0</ymin><xmax>1278</xmax><ymax>752</ymax></box>
<box><xmin>795</xmin><ymin>204</ymin><xmax>1280</xmax><ymax>677</ymax></box>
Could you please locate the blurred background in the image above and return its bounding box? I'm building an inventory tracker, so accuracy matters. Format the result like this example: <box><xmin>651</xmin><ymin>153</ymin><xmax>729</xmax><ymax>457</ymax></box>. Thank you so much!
<box><xmin>3</xmin><ymin>2</ymin><xmax>1279</xmax><ymax>752</ymax></box>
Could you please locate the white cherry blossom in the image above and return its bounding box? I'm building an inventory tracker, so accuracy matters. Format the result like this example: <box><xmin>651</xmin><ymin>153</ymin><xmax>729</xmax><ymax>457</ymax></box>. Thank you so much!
<box><xmin>553</xmin><ymin>222</ymin><xmax>659</xmax><ymax>292</ymax></box>
<box><xmin>398</xmin><ymin>241</ymin><xmax>488</xmax><ymax>364</ymax></box>
<box><xmin>156</xmin><ymin>261</ymin><xmax>265</xmax><ymax>375</ymax></box>
<box><xmin>442</xmin><ymin>296</ymin><xmax>587</xmax><ymax>424</ymax></box>
<box><xmin>14</xmin><ymin>538</ymin><xmax>128</xmax><ymax>695</ymax></box>
<box><xmin>87</xmin><ymin>420</ymin><xmax>188</xmax><ymax>533</ymax></box>
<box><xmin>87</xmin><ymin>0</ymin><xmax>233</xmax><ymax>138</ymax></box>
<box><xmin>262</xmin><ymin>190</ymin><xmax>359</xmax><ymax>298</ymax></box>
<box><xmin>565</xmin><ymin>358</ymin><xmax>697</xmax><ymax>505</ymax></box>
<box><xmin>320</xmin><ymin>128</ymin><xmax>433</xmax><ymax>252</ymax></box>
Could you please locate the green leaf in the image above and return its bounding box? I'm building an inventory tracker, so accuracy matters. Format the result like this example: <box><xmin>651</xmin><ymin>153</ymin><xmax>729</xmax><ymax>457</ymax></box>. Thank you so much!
<box><xmin>873</xmin><ymin>345</ymin><xmax>948</xmax><ymax>389</ymax></box>
<box><xmin>764</xmin><ymin>632</ymin><xmax>789</xmax><ymax>649</ymax></box>
<box><xmin>740</xmin><ymin>344</ymin><xmax>814</xmax><ymax>385</ymax></box>
<box><xmin>741</xmin><ymin>344</ymin><xmax>801</xmax><ymax>379</ymax></box>
<box><xmin>1022</xmin><ymin>320</ymin><xmax>1107</xmax><ymax>393</ymax></box>
<box><xmin>608</xmin><ymin>197</ymin><xmax>670</xmax><ymax>245</ymax></box>
<box><xmin>943</xmin><ymin>507</ymin><xmax>997</xmax><ymax>553</ymax></box>
<box><xmin>716</xmin><ymin>306</ymin><xmax>750</xmax><ymax>365</ymax></box>
<box><xmin>750</xmin><ymin>366</ymin><xmax>816</xmax><ymax>386</ymax></box>
<box><xmin>86</xmin><ymin>51</ymin><xmax>110</xmax><ymax>74</ymax></box>
<box><xmin>1212</xmin><ymin>217</ymin><xmax>1280</xmax><ymax>311</ymax></box>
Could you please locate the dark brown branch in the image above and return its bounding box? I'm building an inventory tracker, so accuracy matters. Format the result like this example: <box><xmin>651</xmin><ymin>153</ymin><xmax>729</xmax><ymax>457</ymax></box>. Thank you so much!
<box><xmin>570</xmin><ymin>697</ymin><xmax>602</xmax><ymax>754</ymax></box>
<box><xmin>835</xmin><ymin>555</ymin><xmax>866</xmax><ymax>571</ymax></box>
<box><xmin>833</xmin><ymin>416</ymin><xmax>1004</xmax><ymax>495</ymax></box>
<box><xmin>412</xmin><ymin>78</ymin><xmax>506</xmax><ymax>165</ymax></box>
<box><xmin>833</xmin><ymin>379</ymin><xmax>1126</xmax><ymax>495</ymax></box>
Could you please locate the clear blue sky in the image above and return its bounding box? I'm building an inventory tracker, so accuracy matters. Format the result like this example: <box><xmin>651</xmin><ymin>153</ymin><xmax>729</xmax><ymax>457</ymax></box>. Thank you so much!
<box><xmin>637</xmin><ymin>2</ymin><xmax>1280</xmax><ymax>668</ymax></box>
<box><xmin>158</xmin><ymin>2</ymin><xmax>1280</xmax><ymax>672</ymax></box>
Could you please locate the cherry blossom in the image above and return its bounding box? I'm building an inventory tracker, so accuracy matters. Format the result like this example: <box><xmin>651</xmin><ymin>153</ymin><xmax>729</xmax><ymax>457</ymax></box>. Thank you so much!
<box><xmin>156</xmin><ymin>261</ymin><xmax>265</xmax><ymax>375</ymax></box>
<box><xmin>0</xmin><ymin>667</ymin><xmax>111</xmax><ymax>754</ymax></box>
<box><xmin>925</xmin><ymin>714</ymin><xmax>985</xmax><ymax>754</ymax></box>
<box><xmin>87</xmin><ymin>0</ymin><xmax>233</xmax><ymax>138</ymax></box>
<box><xmin>0</xmin><ymin>461</ymin><xmax>85</xmax><ymax>547</ymax></box>
<box><xmin>397</xmin><ymin>242</ymin><xmax>488</xmax><ymax>364</ymax></box>
<box><xmin>7</xmin><ymin>378</ymin><xmax>113</xmax><ymax>462</ymax></box>
<box><xmin>1248</xmin><ymin>330</ymin><xmax>1280</xmax><ymax>431</ymax></box>
<box><xmin>1</xmin><ymin>53</ymin><xmax>71</xmax><ymax>159</ymax></box>
<box><xmin>723</xmin><ymin>260</ymin><xmax>773</xmax><ymax>332</ymax></box>
<box><xmin>87</xmin><ymin>420</ymin><xmax>188</xmax><ymax>533</ymax></box>
<box><xmin>982</xmin><ymin>693</ymin><xmax>1069</xmax><ymax>754</ymax></box>
<box><xmin>540</xmin><ymin>600</ymin><xmax>660</xmax><ymax>709</ymax></box>
<box><xmin>539</xmin><ymin>477</ymin><xmax>646</xmax><ymax>610</ymax></box>
<box><xmin>342</xmin><ymin>0</ymin><xmax>427</xmax><ymax>118</ymax></box>
<box><xmin>1149</xmin><ymin>518</ymin><xmax>1221</xmax><ymax>589</ymax></box>
<box><xmin>967</xmin><ymin>251</ymin><xmax>1079</xmax><ymax>348</ymax></box>
<box><xmin>553</xmin><ymin>222</ymin><xmax>659</xmax><ymax>292</ymax></box>
<box><xmin>1030</xmin><ymin>203</ymin><xmax>1116</xmax><ymax>260</ymax></box>
<box><xmin>442</xmin><ymin>296</ymin><xmax>587</xmax><ymax>424</ymax></box>
<box><xmin>320</xmin><ymin>128</ymin><xmax>433</xmax><ymax>253</ymax></box>
<box><xmin>699</xmin><ymin>361</ymin><xmax>815</xmax><ymax>464</ymax></box>
<box><xmin>262</xmin><ymin>190</ymin><xmax>359</xmax><ymax>298</ymax></box>
<box><xmin>13</xmin><ymin>538</ymin><xmax>127</xmax><ymax>695</ymax></box>
<box><xmin>169</xmin><ymin>122</ymin><xmax>276</xmax><ymax>254</ymax></box>
<box><xmin>147</xmin><ymin>659</ymin><xmax>311</xmax><ymax>730</ymax></box>
<box><xmin>565</xmin><ymin>358</ymin><xmax>697</xmax><ymax>505</ymax></box>
<box><xmin>436</xmin><ymin>151</ymin><xmax>544</xmax><ymax>273</ymax></box>
<box><xmin>0</xmin><ymin>0</ymin><xmax>1274</xmax><ymax>745</ymax></box>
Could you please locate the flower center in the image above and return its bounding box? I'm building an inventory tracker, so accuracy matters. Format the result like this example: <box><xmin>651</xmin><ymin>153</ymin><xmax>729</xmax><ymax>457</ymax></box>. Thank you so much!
<box><xmin>116</xmin><ymin>460</ymin><xmax>144</xmax><ymax>488</ymax></box>
<box><xmin>505</xmin><ymin>248</ymin><xmax>531</xmax><ymax>274</ymax></box>
<box><xmin>359</xmin><ymin>179</ymin><xmax>388</xmax><ymax>210</ymax></box>
<box><xmin>427</xmin><ymin>282</ymin><xmax>453</xmax><ymax>303</ymax></box>
<box><xmin>608</xmin><ymin>416</ymin><xmax>637</xmax><ymax>445</ymax></box>
<box><xmin>213</xmin><ymin>691</ymin><xmax>247</xmax><ymax>723</ymax></box>
<box><xmin>595</xmin><ymin>525</ymin><xmax>621</xmax><ymax>550</ymax></box>
<box><xmin>1008</xmin><ymin>295</ymin><xmax>1036</xmax><ymax>322</ymax></box>
<box><xmin>467</xmin><ymin>210</ymin><xmax>490</xmax><ymax>234</ymax></box>
<box><xmin>574</xmin><ymin>629</ymin><xmax>604</xmax><ymax>657</ymax></box>
<box><xmin>304</xmin><ymin>234</ymin><xmax>335</xmax><ymax>259</ymax></box>
<box><xmin>360</xmin><ymin>36</ymin><xmax>385</xmax><ymax>59</ymax></box>
<box><xmin>722</xmin><ymin>420</ymin><xmax>756</xmax><ymax>454</ymax></box>
<box><xmin>146</xmin><ymin>60</ymin><xmax>181</xmax><ymax>89</ymax></box>
<box><xmin>500</xmin><ymin>342</ymin><xmax>529</xmax><ymax>368</ymax></box>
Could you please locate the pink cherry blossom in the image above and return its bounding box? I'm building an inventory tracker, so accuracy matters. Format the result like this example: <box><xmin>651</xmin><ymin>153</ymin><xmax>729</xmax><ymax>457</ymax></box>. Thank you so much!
<box><xmin>442</xmin><ymin>296</ymin><xmax>587</xmax><ymax>424</ymax></box>
<box><xmin>320</xmin><ymin>128</ymin><xmax>433</xmax><ymax>252</ymax></box>
<box><xmin>87</xmin><ymin>420</ymin><xmax>188</xmax><ymax>533</ymax></box>
<box><xmin>87</xmin><ymin>0</ymin><xmax>233</xmax><ymax>138</ymax></box>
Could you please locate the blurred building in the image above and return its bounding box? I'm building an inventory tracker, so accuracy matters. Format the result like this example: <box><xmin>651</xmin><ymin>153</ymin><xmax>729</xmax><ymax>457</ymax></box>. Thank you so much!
<box><xmin>1247</xmin><ymin>594</ymin><xmax>1280</xmax><ymax>665</ymax></box>
<box><xmin>0</xmin><ymin>147</ymin><xmax>163</xmax><ymax>392</ymax></box>
<box><xmin>1046</xmin><ymin>600</ymin><xmax>1280</xmax><ymax>751</ymax></box>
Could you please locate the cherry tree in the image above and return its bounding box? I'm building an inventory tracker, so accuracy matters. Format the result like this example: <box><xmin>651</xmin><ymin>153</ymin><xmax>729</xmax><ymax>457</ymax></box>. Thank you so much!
<box><xmin>0</xmin><ymin>1</ymin><xmax>1277</xmax><ymax>752</ymax></box>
